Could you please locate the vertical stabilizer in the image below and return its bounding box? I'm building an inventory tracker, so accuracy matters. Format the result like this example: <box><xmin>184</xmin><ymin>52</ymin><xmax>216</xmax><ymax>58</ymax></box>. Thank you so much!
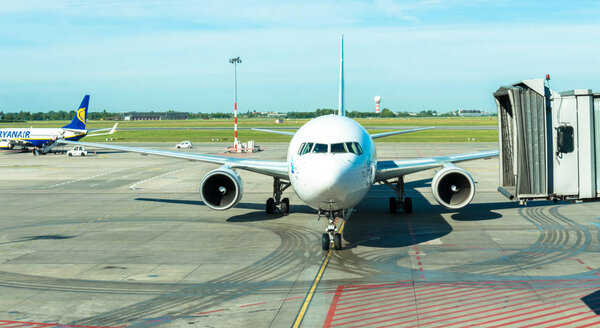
<box><xmin>62</xmin><ymin>95</ymin><xmax>89</xmax><ymax>130</ymax></box>
<box><xmin>338</xmin><ymin>34</ymin><xmax>345</xmax><ymax>116</ymax></box>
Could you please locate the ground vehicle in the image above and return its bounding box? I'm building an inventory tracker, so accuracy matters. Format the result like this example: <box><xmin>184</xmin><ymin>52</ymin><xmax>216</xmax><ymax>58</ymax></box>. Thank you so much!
<box><xmin>176</xmin><ymin>141</ymin><xmax>193</xmax><ymax>149</ymax></box>
<box><xmin>67</xmin><ymin>145</ymin><xmax>87</xmax><ymax>157</ymax></box>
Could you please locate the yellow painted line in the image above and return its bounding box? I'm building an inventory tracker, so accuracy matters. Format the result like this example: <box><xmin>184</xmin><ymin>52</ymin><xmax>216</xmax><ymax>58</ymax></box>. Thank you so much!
<box><xmin>292</xmin><ymin>221</ymin><xmax>346</xmax><ymax>328</ymax></box>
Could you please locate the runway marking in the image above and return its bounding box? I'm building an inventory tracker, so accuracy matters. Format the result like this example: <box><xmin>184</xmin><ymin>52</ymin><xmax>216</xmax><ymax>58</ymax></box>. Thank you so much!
<box><xmin>323</xmin><ymin>279</ymin><xmax>600</xmax><ymax>328</ymax></box>
<box><xmin>46</xmin><ymin>168</ymin><xmax>127</xmax><ymax>188</ymax></box>
<box><xmin>292</xmin><ymin>221</ymin><xmax>346</xmax><ymax>328</ymax></box>
<box><xmin>129</xmin><ymin>165</ymin><xmax>200</xmax><ymax>190</ymax></box>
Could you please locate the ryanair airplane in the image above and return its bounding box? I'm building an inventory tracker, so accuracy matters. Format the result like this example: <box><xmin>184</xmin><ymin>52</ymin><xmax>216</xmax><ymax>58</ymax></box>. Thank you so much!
<box><xmin>0</xmin><ymin>95</ymin><xmax>117</xmax><ymax>154</ymax></box>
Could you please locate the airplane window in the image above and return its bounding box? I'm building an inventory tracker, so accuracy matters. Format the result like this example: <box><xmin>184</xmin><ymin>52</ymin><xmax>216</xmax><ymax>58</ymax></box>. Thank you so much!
<box><xmin>299</xmin><ymin>142</ymin><xmax>313</xmax><ymax>155</ymax></box>
<box><xmin>297</xmin><ymin>143</ymin><xmax>305</xmax><ymax>155</ymax></box>
<box><xmin>312</xmin><ymin>143</ymin><xmax>328</xmax><ymax>153</ymax></box>
<box><xmin>354</xmin><ymin>142</ymin><xmax>363</xmax><ymax>155</ymax></box>
<box><xmin>331</xmin><ymin>143</ymin><xmax>347</xmax><ymax>153</ymax></box>
<box><xmin>346</xmin><ymin>142</ymin><xmax>363</xmax><ymax>155</ymax></box>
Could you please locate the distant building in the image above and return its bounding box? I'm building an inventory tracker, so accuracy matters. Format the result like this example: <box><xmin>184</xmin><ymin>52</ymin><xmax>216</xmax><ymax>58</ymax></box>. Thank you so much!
<box><xmin>121</xmin><ymin>112</ymin><xmax>188</xmax><ymax>121</ymax></box>
<box><xmin>456</xmin><ymin>109</ymin><xmax>489</xmax><ymax>117</ymax></box>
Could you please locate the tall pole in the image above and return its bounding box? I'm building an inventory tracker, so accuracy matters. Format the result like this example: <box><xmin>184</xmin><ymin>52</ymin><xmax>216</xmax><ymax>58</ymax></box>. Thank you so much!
<box><xmin>229</xmin><ymin>57</ymin><xmax>242</xmax><ymax>151</ymax></box>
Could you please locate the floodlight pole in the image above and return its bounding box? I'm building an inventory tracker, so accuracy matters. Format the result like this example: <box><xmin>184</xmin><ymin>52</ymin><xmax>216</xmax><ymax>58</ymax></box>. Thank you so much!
<box><xmin>229</xmin><ymin>57</ymin><xmax>242</xmax><ymax>151</ymax></box>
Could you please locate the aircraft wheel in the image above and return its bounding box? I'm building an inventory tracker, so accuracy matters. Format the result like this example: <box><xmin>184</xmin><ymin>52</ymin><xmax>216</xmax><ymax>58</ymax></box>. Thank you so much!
<box><xmin>281</xmin><ymin>198</ymin><xmax>290</xmax><ymax>214</ymax></box>
<box><xmin>33</xmin><ymin>149</ymin><xmax>38</xmax><ymax>156</ymax></box>
<box><xmin>81</xmin><ymin>153</ymin><xmax>85</xmax><ymax>157</ymax></box>
<box><xmin>333</xmin><ymin>233</ymin><xmax>342</xmax><ymax>250</ymax></box>
<box><xmin>404</xmin><ymin>197</ymin><xmax>413</xmax><ymax>214</ymax></box>
<box><xmin>266</xmin><ymin>198</ymin><xmax>275</xmax><ymax>214</ymax></box>
<box><xmin>389</xmin><ymin>197</ymin><xmax>397</xmax><ymax>214</ymax></box>
<box><xmin>321</xmin><ymin>233</ymin><xmax>330</xmax><ymax>251</ymax></box>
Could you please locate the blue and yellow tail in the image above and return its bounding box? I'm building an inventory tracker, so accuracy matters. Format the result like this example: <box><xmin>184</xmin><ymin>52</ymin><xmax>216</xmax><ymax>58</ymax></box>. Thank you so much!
<box><xmin>62</xmin><ymin>95</ymin><xmax>89</xmax><ymax>130</ymax></box>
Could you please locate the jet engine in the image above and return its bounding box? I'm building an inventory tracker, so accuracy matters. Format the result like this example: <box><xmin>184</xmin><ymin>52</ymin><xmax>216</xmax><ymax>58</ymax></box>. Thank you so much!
<box><xmin>200</xmin><ymin>167</ymin><xmax>243</xmax><ymax>210</ymax></box>
<box><xmin>431</xmin><ymin>165</ymin><xmax>475</xmax><ymax>209</ymax></box>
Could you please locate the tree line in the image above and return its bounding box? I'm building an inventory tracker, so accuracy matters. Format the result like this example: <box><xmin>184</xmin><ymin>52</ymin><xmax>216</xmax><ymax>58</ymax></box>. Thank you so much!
<box><xmin>0</xmin><ymin>108</ymin><xmax>462</xmax><ymax>122</ymax></box>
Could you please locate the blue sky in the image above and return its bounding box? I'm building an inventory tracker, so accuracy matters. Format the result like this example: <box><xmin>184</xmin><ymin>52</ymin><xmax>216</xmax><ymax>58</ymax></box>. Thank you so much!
<box><xmin>1</xmin><ymin>0</ymin><xmax>599</xmax><ymax>113</ymax></box>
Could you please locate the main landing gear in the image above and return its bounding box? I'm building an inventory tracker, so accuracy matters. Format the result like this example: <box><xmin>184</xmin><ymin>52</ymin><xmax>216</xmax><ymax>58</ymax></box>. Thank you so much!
<box><xmin>320</xmin><ymin>209</ymin><xmax>350</xmax><ymax>251</ymax></box>
<box><xmin>265</xmin><ymin>178</ymin><xmax>291</xmax><ymax>215</ymax></box>
<box><xmin>384</xmin><ymin>176</ymin><xmax>412</xmax><ymax>214</ymax></box>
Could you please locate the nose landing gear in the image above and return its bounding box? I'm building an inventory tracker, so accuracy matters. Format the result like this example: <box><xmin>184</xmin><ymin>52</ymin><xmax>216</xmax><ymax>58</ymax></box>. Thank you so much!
<box><xmin>265</xmin><ymin>178</ymin><xmax>291</xmax><ymax>215</ymax></box>
<box><xmin>320</xmin><ymin>209</ymin><xmax>350</xmax><ymax>251</ymax></box>
<box><xmin>385</xmin><ymin>176</ymin><xmax>412</xmax><ymax>214</ymax></box>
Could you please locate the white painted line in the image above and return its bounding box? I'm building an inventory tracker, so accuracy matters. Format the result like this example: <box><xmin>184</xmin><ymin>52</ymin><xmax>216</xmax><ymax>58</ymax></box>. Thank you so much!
<box><xmin>47</xmin><ymin>168</ymin><xmax>127</xmax><ymax>188</ymax></box>
<box><xmin>130</xmin><ymin>165</ymin><xmax>200</xmax><ymax>190</ymax></box>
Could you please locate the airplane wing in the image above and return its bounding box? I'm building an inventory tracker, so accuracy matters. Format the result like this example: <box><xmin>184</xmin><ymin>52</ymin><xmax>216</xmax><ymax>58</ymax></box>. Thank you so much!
<box><xmin>370</xmin><ymin>127</ymin><xmax>434</xmax><ymax>139</ymax></box>
<box><xmin>87</xmin><ymin>123</ymin><xmax>118</xmax><ymax>137</ymax></box>
<box><xmin>375</xmin><ymin>150</ymin><xmax>498</xmax><ymax>181</ymax></box>
<box><xmin>251</xmin><ymin>128</ymin><xmax>296</xmax><ymax>136</ymax></box>
<box><xmin>57</xmin><ymin>140</ymin><xmax>289</xmax><ymax>179</ymax></box>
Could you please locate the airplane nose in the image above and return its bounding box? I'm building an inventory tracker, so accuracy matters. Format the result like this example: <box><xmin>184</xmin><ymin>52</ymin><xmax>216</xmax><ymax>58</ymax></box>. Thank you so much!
<box><xmin>310</xmin><ymin>157</ymin><xmax>356</xmax><ymax>201</ymax></box>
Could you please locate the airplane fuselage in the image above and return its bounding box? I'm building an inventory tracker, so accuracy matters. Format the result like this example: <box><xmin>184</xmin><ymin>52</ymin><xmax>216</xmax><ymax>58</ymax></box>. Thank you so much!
<box><xmin>287</xmin><ymin>115</ymin><xmax>376</xmax><ymax>211</ymax></box>
<box><xmin>0</xmin><ymin>128</ymin><xmax>86</xmax><ymax>149</ymax></box>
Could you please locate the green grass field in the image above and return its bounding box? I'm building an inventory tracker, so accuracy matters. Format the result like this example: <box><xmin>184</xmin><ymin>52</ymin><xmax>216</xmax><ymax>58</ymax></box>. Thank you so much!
<box><xmin>84</xmin><ymin>129</ymin><xmax>497</xmax><ymax>143</ymax></box>
<box><xmin>0</xmin><ymin>116</ymin><xmax>497</xmax><ymax>129</ymax></box>
<box><xmin>1</xmin><ymin>117</ymin><xmax>498</xmax><ymax>143</ymax></box>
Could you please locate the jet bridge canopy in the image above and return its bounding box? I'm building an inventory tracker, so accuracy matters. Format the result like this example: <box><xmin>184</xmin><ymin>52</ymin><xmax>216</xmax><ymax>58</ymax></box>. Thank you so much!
<box><xmin>495</xmin><ymin>79</ymin><xmax>600</xmax><ymax>203</ymax></box>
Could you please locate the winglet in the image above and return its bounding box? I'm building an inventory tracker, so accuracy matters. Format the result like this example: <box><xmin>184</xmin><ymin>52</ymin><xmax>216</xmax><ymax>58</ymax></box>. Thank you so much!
<box><xmin>338</xmin><ymin>34</ymin><xmax>345</xmax><ymax>117</ymax></box>
<box><xmin>62</xmin><ymin>95</ymin><xmax>89</xmax><ymax>130</ymax></box>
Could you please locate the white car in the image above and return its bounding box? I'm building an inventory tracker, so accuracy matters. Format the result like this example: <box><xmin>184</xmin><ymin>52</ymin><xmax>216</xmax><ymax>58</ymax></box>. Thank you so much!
<box><xmin>67</xmin><ymin>145</ymin><xmax>88</xmax><ymax>157</ymax></box>
<box><xmin>176</xmin><ymin>141</ymin><xmax>193</xmax><ymax>149</ymax></box>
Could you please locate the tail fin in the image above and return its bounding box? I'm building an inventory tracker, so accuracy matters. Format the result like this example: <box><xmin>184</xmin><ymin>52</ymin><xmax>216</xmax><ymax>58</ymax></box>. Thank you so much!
<box><xmin>338</xmin><ymin>34</ymin><xmax>345</xmax><ymax>116</ymax></box>
<box><xmin>62</xmin><ymin>95</ymin><xmax>89</xmax><ymax>130</ymax></box>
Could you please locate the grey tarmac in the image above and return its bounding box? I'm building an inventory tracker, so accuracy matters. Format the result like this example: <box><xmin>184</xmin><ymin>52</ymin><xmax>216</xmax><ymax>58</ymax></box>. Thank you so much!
<box><xmin>0</xmin><ymin>142</ymin><xmax>598</xmax><ymax>328</ymax></box>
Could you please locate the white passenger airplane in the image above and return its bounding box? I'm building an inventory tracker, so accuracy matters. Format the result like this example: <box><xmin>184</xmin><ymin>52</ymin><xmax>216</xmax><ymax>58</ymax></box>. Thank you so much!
<box><xmin>57</xmin><ymin>36</ymin><xmax>498</xmax><ymax>250</ymax></box>
<box><xmin>0</xmin><ymin>95</ymin><xmax>117</xmax><ymax>154</ymax></box>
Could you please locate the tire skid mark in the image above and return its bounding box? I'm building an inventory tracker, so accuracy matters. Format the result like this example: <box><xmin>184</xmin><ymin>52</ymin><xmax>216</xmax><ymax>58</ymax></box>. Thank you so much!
<box><xmin>448</xmin><ymin>205</ymin><xmax>592</xmax><ymax>274</ymax></box>
<box><xmin>70</xmin><ymin>222</ymin><xmax>321</xmax><ymax>327</ymax></box>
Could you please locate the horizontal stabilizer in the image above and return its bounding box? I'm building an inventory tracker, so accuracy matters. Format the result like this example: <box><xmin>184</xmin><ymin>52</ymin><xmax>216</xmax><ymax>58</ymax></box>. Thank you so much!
<box><xmin>251</xmin><ymin>128</ymin><xmax>295</xmax><ymax>136</ymax></box>
<box><xmin>370</xmin><ymin>127</ymin><xmax>434</xmax><ymax>139</ymax></box>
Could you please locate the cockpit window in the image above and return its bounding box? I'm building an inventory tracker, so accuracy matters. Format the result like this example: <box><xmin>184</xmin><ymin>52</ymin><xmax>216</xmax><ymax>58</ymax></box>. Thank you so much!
<box><xmin>298</xmin><ymin>142</ymin><xmax>313</xmax><ymax>155</ymax></box>
<box><xmin>312</xmin><ymin>143</ymin><xmax>328</xmax><ymax>153</ymax></box>
<box><xmin>346</xmin><ymin>142</ymin><xmax>363</xmax><ymax>155</ymax></box>
<box><xmin>330</xmin><ymin>143</ymin><xmax>347</xmax><ymax>153</ymax></box>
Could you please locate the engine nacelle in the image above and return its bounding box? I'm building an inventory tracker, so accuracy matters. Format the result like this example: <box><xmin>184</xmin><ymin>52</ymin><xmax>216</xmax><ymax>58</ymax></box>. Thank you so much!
<box><xmin>200</xmin><ymin>167</ymin><xmax>243</xmax><ymax>210</ymax></box>
<box><xmin>431</xmin><ymin>165</ymin><xmax>475</xmax><ymax>209</ymax></box>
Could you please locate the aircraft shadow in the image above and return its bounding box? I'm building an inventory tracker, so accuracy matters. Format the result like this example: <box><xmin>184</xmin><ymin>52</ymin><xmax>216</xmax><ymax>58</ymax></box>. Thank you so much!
<box><xmin>0</xmin><ymin>234</ymin><xmax>74</xmax><ymax>245</ymax></box>
<box><xmin>134</xmin><ymin>197</ymin><xmax>315</xmax><ymax>216</ymax></box>
<box><xmin>582</xmin><ymin>290</ymin><xmax>600</xmax><ymax>314</ymax></box>
<box><xmin>343</xmin><ymin>181</ymin><xmax>453</xmax><ymax>248</ymax></box>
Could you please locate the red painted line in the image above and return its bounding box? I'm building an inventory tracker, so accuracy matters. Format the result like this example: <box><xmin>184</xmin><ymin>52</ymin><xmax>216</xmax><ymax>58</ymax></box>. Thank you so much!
<box><xmin>485</xmin><ymin>304</ymin><xmax>587</xmax><ymax>328</ymax></box>
<box><xmin>586</xmin><ymin>266</ymin><xmax>595</xmax><ymax>270</ymax></box>
<box><xmin>414</xmin><ymin>287</ymin><xmax>584</xmax><ymax>327</ymax></box>
<box><xmin>334</xmin><ymin>282</ymin><xmax>538</xmax><ymax>323</ymax></box>
<box><xmin>434</xmin><ymin>147</ymin><xmax>445</xmax><ymax>156</ymax></box>
<box><xmin>422</xmin><ymin>288</ymin><xmax>588</xmax><ymax>328</ymax></box>
<box><xmin>195</xmin><ymin>309</ymin><xmax>225</xmax><ymax>315</ymax></box>
<box><xmin>281</xmin><ymin>296</ymin><xmax>304</xmax><ymax>301</ymax></box>
<box><xmin>519</xmin><ymin>310</ymin><xmax>593</xmax><ymax>328</ymax></box>
<box><xmin>335</xmin><ymin>286</ymin><xmax>415</xmax><ymax>302</ymax></box>
<box><xmin>324</xmin><ymin>285</ymin><xmax>344</xmax><ymax>327</ymax></box>
<box><xmin>545</xmin><ymin>314</ymin><xmax>600</xmax><ymax>328</ymax></box>
<box><xmin>335</xmin><ymin>282</ymin><xmax>550</xmax><ymax>326</ymax></box>
<box><xmin>336</xmin><ymin>284</ymin><xmax>484</xmax><ymax>310</ymax></box>
<box><xmin>240</xmin><ymin>302</ymin><xmax>265</xmax><ymax>308</ymax></box>
<box><xmin>575</xmin><ymin>319</ymin><xmax>600</xmax><ymax>328</ymax></box>
<box><xmin>414</xmin><ymin>147</ymin><xmax>423</xmax><ymax>158</ymax></box>
<box><xmin>334</xmin><ymin>285</ymin><xmax>536</xmax><ymax>325</ymax></box>
<box><xmin>576</xmin><ymin>259</ymin><xmax>585</xmax><ymax>264</ymax></box>
<box><xmin>336</xmin><ymin>283</ymin><xmax>458</xmax><ymax>306</ymax></box>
